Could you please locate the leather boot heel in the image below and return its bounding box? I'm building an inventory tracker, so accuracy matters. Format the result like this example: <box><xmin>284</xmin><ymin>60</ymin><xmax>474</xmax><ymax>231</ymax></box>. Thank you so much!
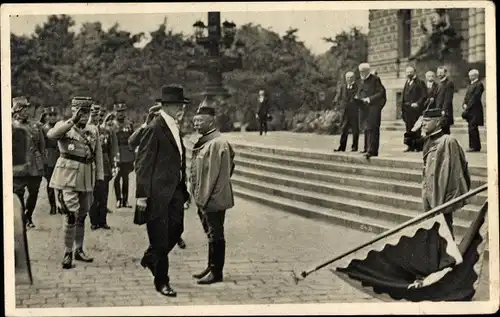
<box><xmin>62</xmin><ymin>252</ymin><xmax>73</xmax><ymax>269</ymax></box>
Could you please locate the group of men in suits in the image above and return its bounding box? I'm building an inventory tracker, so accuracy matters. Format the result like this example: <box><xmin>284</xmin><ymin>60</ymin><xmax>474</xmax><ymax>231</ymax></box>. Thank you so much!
<box><xmin>334</xmin><ymin>63</ymin><xmax>485</xmax><ymax>155</ymax></box>
<box><xmin>334</xmin><ymin>63</ymin><xmax>387</xmax><ymax>159</ymax></box>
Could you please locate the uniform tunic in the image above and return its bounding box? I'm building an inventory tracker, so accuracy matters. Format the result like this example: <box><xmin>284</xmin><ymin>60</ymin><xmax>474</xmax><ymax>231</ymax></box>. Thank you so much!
<box><xmin>98</xmin><ymin>125</ymin><xmax>118</xmax><ymax>176</ymax></box>
<box><xmin>110</xmin><ymin>120</ymin><xmax>135</xmax><ymax>164</ymax></box>
<box><xmin>48</xmin><ymin>120</ymin><xmax>104</xmax><ymax>192</ymax></box>
<box><xmin>42</xmin><ymin>123</ymin><xmax>60</xmax><ymax>168</ymax></box>
<box><xmin>12</xmin><ymin>120</ymin><xmax>45</xmax><ymax>178</ymax></box>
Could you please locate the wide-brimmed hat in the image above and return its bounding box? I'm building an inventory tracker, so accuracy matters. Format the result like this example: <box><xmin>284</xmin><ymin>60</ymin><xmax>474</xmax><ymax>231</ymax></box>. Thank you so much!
<box><xmin>71</xmin><ymin>96</ymin><xmax>93</xmax><ymax>109</ymax></box>
<box><xmin>12</xmin><ymin>96</ymin><xmax>31</xmax><ymax>113</ymax></box>
<box><xmin>161</xmin><ymin>85</ymin><xmax>191</xmax><ymax>104</ymax></box>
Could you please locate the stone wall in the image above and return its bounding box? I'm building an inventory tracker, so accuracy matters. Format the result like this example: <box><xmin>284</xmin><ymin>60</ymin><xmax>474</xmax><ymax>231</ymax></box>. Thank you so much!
<box><xmin>368</xmin><ymin>8</ymin><xmax>485</xmax><ymax>121</ymax></box>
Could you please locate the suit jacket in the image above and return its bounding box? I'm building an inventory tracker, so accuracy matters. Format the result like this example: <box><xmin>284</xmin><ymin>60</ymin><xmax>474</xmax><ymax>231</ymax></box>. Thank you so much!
<box><xmin>462</xmin><ymin>80</ymin><xmax>485</xmax><ymax>126</ymax></box>
<box><xmin>335</xmin><ymin>82</ymin><xmax>359</xmax><ymax>120</ymax></box>
<box><xmin>135</xmin><ymin>115</ymin><xmax>189</xmax><ymax>221</ymax></box>
<box><xmin>435</xmin><ymin>77</ymin><xmax>455</xmax><ymax>126</ymax></box>
<box><xmin>424</xmin><ymin>82</ymin><xmax>439</xmax><ymax>110</ymax></box>
<box><xmin>356</xmin><ymin>74</ymin><xmax>387</xmax><ymax>129</ymax></box>
<box><xmin>402</xmin><ymin>76</ymin><xmax>427</xmax><ymax>117</ymax></box>
<box><xmin>257</xmin><ymin>99</ymin><xmax>270</xmax><ymax>117</ymax></box>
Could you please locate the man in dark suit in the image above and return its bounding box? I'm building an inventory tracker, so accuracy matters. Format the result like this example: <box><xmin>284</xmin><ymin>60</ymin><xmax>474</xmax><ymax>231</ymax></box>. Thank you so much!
<box><xmin>401</xmin><ymin>66</ymin><xmax>427</xmax><ymax>152</ymax></box>
<box><xmin>461</xmin><ymin>69</ymin><xmax>485</xmax><ymax>152</ymax></box>
<box><xmin>334</xmin><ymin>71</ymin><xmax>360</xmax><ymax>152</ymax></box>
<box><xmin>256</xmin><ymin>89</ymin><xmax>271</xmax><ymax>136</ymax></box>
<box><xmin>434</xmin><ymin>66</ymin><xmax>455</xmax><ymax>135</ymax></box>
<box><xmin>424</xmin><ymin>71</ymin><xmax>439</xmax><ymax>110</ymax></box>
<box><xmin>356</xmin><ymin>63</ymin><xmax>387</xmax><ymax>159</ymax></box>
<box><xmin>135</xmin><ymin>85</ymin><xmax>190</xmax><ymax>297</ymax></box>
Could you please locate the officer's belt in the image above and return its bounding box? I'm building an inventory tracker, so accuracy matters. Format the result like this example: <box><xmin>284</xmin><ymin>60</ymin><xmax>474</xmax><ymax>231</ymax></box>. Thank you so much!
<box><xmin>60</xmin><ymin>153</ymin><xmax>94</xmax><ymax>164</ymax></box>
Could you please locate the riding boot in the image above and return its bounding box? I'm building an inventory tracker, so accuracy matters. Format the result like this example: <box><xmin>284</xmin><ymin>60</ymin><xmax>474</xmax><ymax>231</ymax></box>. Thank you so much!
<box><xmin>197</xmin><ymin>240</ymin><xmax>224</xmax><ymax>285</ymax></box>
<box><xmin>193</xmin><ymin>242</ymin><xmax>213</xmax><ymax>279</ymax></box>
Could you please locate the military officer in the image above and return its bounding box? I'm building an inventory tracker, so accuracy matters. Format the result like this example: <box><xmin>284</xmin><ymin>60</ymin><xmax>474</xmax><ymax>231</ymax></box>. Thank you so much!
<box><xmin>42</xmin><ymin>106</ymin><xmax>61</xmax><ymax>215</ymax></box>
<box><xmin>47</xmin><ymin>97</ymin><xmax>104</xmax><ymax>269</ymax></box>
<box><xmin>110</xmin><ymin>102</ymin><xmax>135</xmax><ymax>208</ymax></box>
<box><xmin>12</xmin><ymin>97</ymin><xmax>46</xmax><ymax>228</ymax></box>
<box><xmin>89</xmin><ymin>104</ymin><xmax>117</xmax><ymax>230</ymax></box>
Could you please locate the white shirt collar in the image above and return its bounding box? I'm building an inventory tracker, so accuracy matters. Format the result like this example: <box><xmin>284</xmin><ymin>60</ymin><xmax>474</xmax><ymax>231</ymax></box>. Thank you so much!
<box><xmin>471</xmin><ymin>78</ymin><xmax>479</xmax><ymax>84</ymax></box>
<box><xmin>440</xmin><ymin>76</ymin><xmax>447</xmax><ymax>82</ymax></box>
<box><xmin>159</xmin><ymin>110</ymin><xmax>183</xmax><ymax>160</ymax></box>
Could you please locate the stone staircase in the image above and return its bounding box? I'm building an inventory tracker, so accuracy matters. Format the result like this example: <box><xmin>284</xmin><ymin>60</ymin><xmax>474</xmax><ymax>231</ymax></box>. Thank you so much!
<box><xmin>185</xmin><ymin>134</ymin><xmax>489</xmax><ymax>253</ymax></box>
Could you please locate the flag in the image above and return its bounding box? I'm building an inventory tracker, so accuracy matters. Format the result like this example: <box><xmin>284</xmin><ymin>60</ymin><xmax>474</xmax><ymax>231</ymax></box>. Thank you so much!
<box><xmin>331</xmin><ymin>203</ymin><xmax>488</xmax><ymax>301</ymax></box>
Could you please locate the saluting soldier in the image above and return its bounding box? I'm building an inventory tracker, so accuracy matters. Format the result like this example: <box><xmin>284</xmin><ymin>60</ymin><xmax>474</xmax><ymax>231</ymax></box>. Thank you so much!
<box><xmin>47</xmin><ymin>97</ymin><xmax>104</xmax><ymax>269</ymax></box>
<box><xmin>110</xmin><ymin>102</ymin><xmax>135</xmax><ymax>208</ymax></box>
<box><xmin>42</xmin><ymin>106</ymin><xmax>61</xmax><ymax>215</ymax></box>
<box><xmin>12</xmin><ymin>97</ymin><xmax>46</xmax><ymax>228</ymax></box>
<box><xmin>89</xmin><ymin>104</ymin><xmax>117</xmax><ymax>230</ymax></box>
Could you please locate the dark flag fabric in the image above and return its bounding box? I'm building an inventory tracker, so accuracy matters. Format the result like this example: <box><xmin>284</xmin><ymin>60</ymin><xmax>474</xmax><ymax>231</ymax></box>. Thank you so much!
<box><xmin>331</xmin><ymin>203</ymin><xmax>488</xmax><ymax>302</ymax></box>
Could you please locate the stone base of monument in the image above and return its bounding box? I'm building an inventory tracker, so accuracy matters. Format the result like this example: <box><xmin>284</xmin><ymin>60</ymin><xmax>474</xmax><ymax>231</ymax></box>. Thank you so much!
<box><xmin>14</xmin><ymin>194</ymin><xmax>33</xmax><ymax>285</ymax></box>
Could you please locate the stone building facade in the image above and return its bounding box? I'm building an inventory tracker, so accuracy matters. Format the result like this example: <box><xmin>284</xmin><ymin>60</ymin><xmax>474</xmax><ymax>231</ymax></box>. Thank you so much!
<box><xmin>368</xmin><ymin>8</ymin><xmax>485</xmax><ymax>121</ymax></box>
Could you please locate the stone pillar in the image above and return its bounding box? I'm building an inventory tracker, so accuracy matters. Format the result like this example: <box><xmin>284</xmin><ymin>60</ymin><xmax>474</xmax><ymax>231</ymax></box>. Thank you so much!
<box><xmin>468</xmin><ymin>8</ymin><xmax>478</xmax><ymax>62</ymax></box>
<box><xmin>475</xmin><ymin>9</ymin><xmax>485</xmax><ymax>62</ymax></box>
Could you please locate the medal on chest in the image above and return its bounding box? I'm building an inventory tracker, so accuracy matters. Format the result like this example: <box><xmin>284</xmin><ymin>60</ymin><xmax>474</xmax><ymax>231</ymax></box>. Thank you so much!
<box><xmin>68</xmin><ymin>143</ymin><xmax>75</xmax><ymax>151</ymax></box>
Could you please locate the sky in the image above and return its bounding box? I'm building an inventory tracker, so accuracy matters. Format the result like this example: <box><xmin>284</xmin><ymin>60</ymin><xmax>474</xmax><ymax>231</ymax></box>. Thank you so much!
<box><xmin>9</xmin><ymin>11</ymin><xmax>369</xmax><ymax>55</ymax></box>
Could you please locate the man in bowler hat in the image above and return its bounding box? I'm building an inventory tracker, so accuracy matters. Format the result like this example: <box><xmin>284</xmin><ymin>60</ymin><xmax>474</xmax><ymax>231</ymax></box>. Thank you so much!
<box><xmin>135</xmin><ymin>85</ymin><xmax>190</xmax><ymax>297</ymax></box>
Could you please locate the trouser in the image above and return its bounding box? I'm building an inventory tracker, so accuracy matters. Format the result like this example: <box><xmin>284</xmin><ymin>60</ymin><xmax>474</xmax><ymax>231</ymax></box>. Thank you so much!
<box><xmin>13</xmin><ymin>176</ymin><xmax>43</xmax><ymax>222</ymax></box>
<box><xmin>364</xmin><ymin>128</ymin><xmax>381</xmax><ymax>156</ymax></box>
<box><xmin>114</xmin><ymin>162</ymin><xmax>134</xmax><ymax>202</ymax></box>
<box><xmin>441</xmin><ymin>125</ymin><xmax>451</xmax><ymax>135</ymax></box>
<box><xmin>89</xmin><ymin>175</ymin><xmax>112</xmax><ymax>226</ymax></box>
<box><xmin>55</xmin><ymin>189</ymin><xmax>93</xmax><ymax>253</ymax></box>
<box><xmin>198</xmin><ymin>209</ymin><xmax>226</xmax><ymax>277</ymax></box>
<box><xmin>468</xmin><ymin>123</ymin><xmax>481</xmax><ymax>151</ymax></box>
<box><xmin>338</xmin><ymin>112</ymin><xmax>360</xmax><ymax>151</ymax></box>
<box><xmin>259</xmin><ymin>117</ymin><xmax>268</xmax><ymax>135</ymax></box>
<box><xmin>404</xmin><ymin>111</ymin><xmax>422</xmax><ymax>150</ymax></box>
<box><xmin>144</xmin><ymin>185</ymin><xmax>185</xmax><ymax>286</ymax></box>
<box><xmin>44</xmin><ymin>166</ymin><xmax>56</xmax><ymax>209</ymax></box>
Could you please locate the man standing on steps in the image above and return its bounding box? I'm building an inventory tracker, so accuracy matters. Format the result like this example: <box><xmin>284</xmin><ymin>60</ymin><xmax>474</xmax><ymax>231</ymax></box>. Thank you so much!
<box><xmin>334</xmin><ymin>71</ymin><xmax>359</xmax><ymax>152</ymax></box>
<box><xmin>12</xmin><ymin>97</ymin><xmax>46</xmax><ymax>228</ymax></box>
<box><xmin>47</xmin><ymin>97</ymin><xmax>104</xmax><ymax>269</ymax></box>
<box><xmin>418</xmin><ymin>107</ymin><xmax>470</xmax><ymax>236</ymax></box>
<box><xmin>401</xmin><ymin>66</ymin><xmax>427</xmax><ymax>152</ymax></box>
<box><xmin>256</xmin><ymin>89</ymin><xmax>271</xmax><ymax>136</ymax></box>
<box><xmin>434</xmin><ymin>66</ymin><xmax>455</xmax><ymax>135</ymax></box>
<box><xmin>461</xmin><ymin>69</ymin><xmax>485</xmax><ymax>152</ymax></box>
<box><xmin>424</xmin><ymin>71</ymin><xmax>439</xmax><ymax>110</ymax></box>
<box><xmin>190</xmin><ymin>105</ymin><xmax>235</xmax><ymax>285</ymax></box>
<box><xmin>42</xmin><ymin>106</ymin><xmax>61</xmax><ymax>215</ymax></box>
<box><xmin>355</xmin><ymin>63</ymin><xmax>387</xmax><ymax>159</ymax></box>
<box><xmin>110</xmin><ymin>102</ymin><xmax>135</xmax><ymax>209</ymax></box>
<box><xmin>135</xmin><ymin>85</ymin><xmax>190</xmax><ymax>297</ymax></box>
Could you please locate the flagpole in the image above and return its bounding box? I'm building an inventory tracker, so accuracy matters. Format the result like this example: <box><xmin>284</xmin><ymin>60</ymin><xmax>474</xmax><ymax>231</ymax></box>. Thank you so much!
<box><xmin>293</xmin><ymin>184</ymin><xmax>488</xmax><ymax>283</ymax></box>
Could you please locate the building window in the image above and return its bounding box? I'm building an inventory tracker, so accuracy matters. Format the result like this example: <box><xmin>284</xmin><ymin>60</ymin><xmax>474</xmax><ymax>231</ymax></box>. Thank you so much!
<box><xmin>398</xmin><ymin>9</ymin><xmax>412</xmax><ymax>58</ymax></box>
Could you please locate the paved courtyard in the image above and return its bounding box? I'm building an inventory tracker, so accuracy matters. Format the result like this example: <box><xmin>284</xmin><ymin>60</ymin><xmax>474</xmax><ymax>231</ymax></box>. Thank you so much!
<box><xmin>12</xmin><ymin>130</ymin><xmax>491</xmax><ymax>309</ymax></box>
<box><xmin>15</xmin><ymin>176</ymin><xmax>379</xmax><ymax>308</ymax></box>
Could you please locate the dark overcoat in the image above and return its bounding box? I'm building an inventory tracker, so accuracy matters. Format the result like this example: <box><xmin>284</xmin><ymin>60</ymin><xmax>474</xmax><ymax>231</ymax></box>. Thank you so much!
<box><xmin>434</xmin><ymin>78</ymin><xmax>455</xmax><ymax>127</ymax></box>
<box><xmin>423</xmin><ymin>82</ymin><xmax>439</xmax><ymax>110</ymax></box>
<box><xmin>401</xmin><ymin>77</ymin><xmax>427</xmax><ymax>123</ymax></box>
<box><xmin>462</xmin><ymin>81</ymin><xmax>485</xmax><ymax>126</ymax></box>
<box><xmin>356</xmin><ymin>74</ymin><xmax>387</xmax><ymax>130</ymax></box>
<box><xmin>135</xmin><ymin>115</ymin><xmax>189</xmax><ymax>223</ymax></box>
<box><xmin>335</xmin><ymin>82</ymin><xmax>359</xmax><ymax>123</ymax></box>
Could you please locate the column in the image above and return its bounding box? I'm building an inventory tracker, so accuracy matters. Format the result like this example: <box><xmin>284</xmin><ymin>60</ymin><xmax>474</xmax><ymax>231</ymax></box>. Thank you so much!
<box><xmin>468</xmin><ymin>8</ymin><xmax>478</xmax><ymax>63</ymax></box>
<box><xmin>475</xmin><ymin>9</ymin><xmax>485</xmax><ymax>62</ymax></box>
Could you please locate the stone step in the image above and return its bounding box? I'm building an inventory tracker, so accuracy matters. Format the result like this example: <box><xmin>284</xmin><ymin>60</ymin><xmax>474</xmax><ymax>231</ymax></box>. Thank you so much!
<box><xmin>233</xmin><ymin>144</ymin><xmax>488</xmax><ymax>178</ymax></box>
<box><xmin>235</xmin><ymin>155</ymin><xmax>487</xmax><ymax>207</ymax></box>
<box><xmin>231</xmin><ymin>175</ymin><xmax>476</xmax><ymax>239</ymax></box>
<box><xmin>233</xmin><ymin>166</ymin><xmax>484</xmax><ymax>225</ymax></box>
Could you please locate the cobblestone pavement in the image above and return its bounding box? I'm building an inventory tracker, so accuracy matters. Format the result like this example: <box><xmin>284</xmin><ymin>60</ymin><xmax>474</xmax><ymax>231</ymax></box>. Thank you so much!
<box><xmin>14</xmin><ymin>173</ymin><xmax>490</xmax><ymax>309</ymax></box>
<box><xmin>15</xmin><ymin>176</ymin><xmax>381</xmax><ymax>308</ymax></box>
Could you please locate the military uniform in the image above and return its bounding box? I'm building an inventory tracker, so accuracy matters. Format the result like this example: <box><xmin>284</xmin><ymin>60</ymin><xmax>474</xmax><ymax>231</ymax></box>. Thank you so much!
<box><xmin>89</xmin><ymin>105</ymin><xmax>117</xmax><ymax>229</ymax></box>
<box><xmin>12</xmin><ymin>97</ymin><xmax>46</xmax><ymax>228</ymax></box>
<box><xmin>47</xmin><ymin>97</ymin><xmax>104</xmax><ymax>269</ymax></box>
<box><xmin>110</xmin><ymin>102</ymin><xmax>135</xmax><ymax>208</ymax></box>
<box><xmin>42</xmin><ymin>106</ymin><xmax>61</xmax><ymax>215</ymax></box>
